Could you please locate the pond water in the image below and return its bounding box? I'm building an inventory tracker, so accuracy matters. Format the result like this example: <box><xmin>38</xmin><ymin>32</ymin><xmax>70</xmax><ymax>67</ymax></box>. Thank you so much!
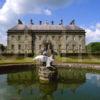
<box><xmin>0</xmin><ymin>68</ymin><xmax>100</xmax><ymax>100</ymax></box>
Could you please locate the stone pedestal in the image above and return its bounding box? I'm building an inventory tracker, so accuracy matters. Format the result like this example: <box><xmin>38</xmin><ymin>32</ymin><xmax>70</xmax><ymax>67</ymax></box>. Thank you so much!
<box><xmin>38</xmin><ymin>66</ymin><xmax>58</xmax><ymax>83</ymax></box>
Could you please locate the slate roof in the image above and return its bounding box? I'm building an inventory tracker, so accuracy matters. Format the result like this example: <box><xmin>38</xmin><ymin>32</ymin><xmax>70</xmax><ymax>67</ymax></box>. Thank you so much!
<box><xmin>28</xmin><ymin>24</ymin><xmax>66</xmax><ymax>30</ymax></box>
<box><xmin>9</xmin><ymin>24</ymin><xmax>28</xmax><ymax>30</ymax></box>
<box><xmin>66</xmin><ymin>24</ymin><xmax>84</xmax><ymax>30</ymax></box>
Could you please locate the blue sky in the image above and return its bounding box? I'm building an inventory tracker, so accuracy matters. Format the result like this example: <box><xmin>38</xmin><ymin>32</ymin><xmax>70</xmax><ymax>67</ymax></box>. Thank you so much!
<box><xmin>0</xmin><ymin>0</ymin><xmax>100</xmax><ymax>45</ymax></box>
<box><xmin>0</xmin><ymin>0</ymin><xmax>100</xmax><ymax>26</ymax></box>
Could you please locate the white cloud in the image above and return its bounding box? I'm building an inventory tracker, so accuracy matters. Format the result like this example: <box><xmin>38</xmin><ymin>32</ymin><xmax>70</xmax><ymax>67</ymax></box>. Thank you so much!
<box><xmin>0</xmin><ymin>0</ymin><xmax>95</xmax><ymax>45</ymax></box>
<box><xmin>0</xmin><ymin>0</ymin><xmax>76</xmax><ymax>45</ymax></box>
<box><xmin>85</xmin><ymin>23</ymin><xmax>100</xmax><ymax>44</ymax></box>
<box><xmin>44</xmin><ymin>9</ymin><xmax>52</xmax><ymax>15</ymax></box>
<box><xmin>0</xmin><ymin>0</ymin><xmax>53</xmax><ymax>45</ymax></box>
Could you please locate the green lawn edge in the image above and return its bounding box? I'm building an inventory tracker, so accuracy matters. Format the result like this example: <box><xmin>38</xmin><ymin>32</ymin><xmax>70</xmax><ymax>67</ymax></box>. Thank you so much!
<box><xmin>0</xmin><ymin>56</ymin><xmax>100</xmax><ymax>65</ymax></box>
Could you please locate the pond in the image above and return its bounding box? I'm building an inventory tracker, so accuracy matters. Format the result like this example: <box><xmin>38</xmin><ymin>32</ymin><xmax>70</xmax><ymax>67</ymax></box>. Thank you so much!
<box><xmin>0</xmin><ymin>67</ymin><xmax>100</xmax><ymax>100</ymax></box>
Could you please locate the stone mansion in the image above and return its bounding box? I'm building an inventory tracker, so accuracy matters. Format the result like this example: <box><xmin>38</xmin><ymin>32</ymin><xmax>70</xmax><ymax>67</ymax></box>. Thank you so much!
<box><xmin>7</xmin><ymin>19</ymin><xmax>86</xmax><ymax>55</ymax></box>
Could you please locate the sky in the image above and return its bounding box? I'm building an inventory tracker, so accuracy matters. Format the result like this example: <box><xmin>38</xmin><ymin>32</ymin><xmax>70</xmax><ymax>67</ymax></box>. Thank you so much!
<box><xmin>0</xmin><ymin>0</ymin><xmax>100</xmax><ymax>45</ymax></box>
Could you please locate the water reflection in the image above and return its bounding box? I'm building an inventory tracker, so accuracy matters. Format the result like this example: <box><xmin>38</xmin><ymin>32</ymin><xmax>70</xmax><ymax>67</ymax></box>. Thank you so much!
<box><xmin>39</xmin><ymin>82</ymin><xmax>58</xmax><ymax>100</ymax></box>
<box><xmin>7</xmin><ymin>70</ymin><xmax>37</xmax><ymax>85</ymax></box>
<box><xmin>0</xmin><ymin>69</ymin><xmax>100</xmax><ymax>100</ymax></box>
<box><xmin>58</xmin><ymin>68</ymin><xmax>86</xmax><ymax>83</ymax></box>
<box><xmin>86</xmin><ymin>73</ymin><xmax>100</xmax><ymax>87</ymax></box>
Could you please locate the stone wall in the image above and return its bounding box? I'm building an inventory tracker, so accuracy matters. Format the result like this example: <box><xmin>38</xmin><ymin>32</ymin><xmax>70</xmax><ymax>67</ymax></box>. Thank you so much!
<box><xmin>34</xmin><ymin>31</ymin><xmax>85</xmax><ymax>55</ymax></box>
<box><xmin>7</xmin><ymin>32</ymin><xmax>32</xmax><ymax>54</ymax></box>
<box><xmin>7</xmin><ymin>30</ymin><xmax>85</xmax><ymax>55</ymax></box>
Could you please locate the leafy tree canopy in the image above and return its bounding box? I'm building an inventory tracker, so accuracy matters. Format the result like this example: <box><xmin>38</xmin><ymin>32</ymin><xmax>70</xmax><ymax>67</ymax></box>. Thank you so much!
<box><xmin>86</xmin><ymin>42</ymin><xmax>100</xmax><ymax>53</ymax></box>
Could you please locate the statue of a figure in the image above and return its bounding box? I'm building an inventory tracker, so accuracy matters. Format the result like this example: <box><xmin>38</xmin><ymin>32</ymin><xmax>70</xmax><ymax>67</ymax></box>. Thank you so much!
<box><xmin>33</xmin><ymin>41</ymin><xmax>55</xmax><ymax>68</ymax></box>
<box><xmin>70</xmin><ymin>19</ymin><xmax>75</xmax><ymax>25</ymax></box>
<box><xmin>43</xmin><ymin>41</ymin><xmax>54</xmax><ymax>56</ymax></box>
<box><xmin>30</xmin><ymin>19</ymin><xmax>34</xmax><ymax>25</ymax></box>
<box><xmin>18</xmin><ymin>19</ymin><xmax>23</xmax><ymax>24</ymax></box>
<box><xmin>33</xmin><ymin>51</ymin><xmax>54</xmax><ymax>68</ymax></box>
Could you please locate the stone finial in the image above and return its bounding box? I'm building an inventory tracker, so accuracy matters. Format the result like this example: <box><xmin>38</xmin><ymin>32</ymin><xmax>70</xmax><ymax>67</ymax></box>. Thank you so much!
<box><xmin>30</xmin><ymin>19</ymin><xmax>34</xmax><ymax>25</ymax></box>
<box><xmin>70</xmin><ymin>19</ymin><xmax>75</xmax><ymax>25</ymax></box>
<box><xmin>18</xmin><ymin>19</ymin><xmax>23</xmax><ymax>24</ymax></box>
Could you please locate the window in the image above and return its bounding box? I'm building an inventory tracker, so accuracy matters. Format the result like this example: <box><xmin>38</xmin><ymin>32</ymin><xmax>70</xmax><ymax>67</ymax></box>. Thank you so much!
<box><xmin>79</xmin><ymin>45</ymin><xmax>82</xmax><ymax>53</ymax></box>
<box><xmin>18</xmin><ymin>44</ymin><xmax>21</xmax><ymax>50</ymax></box>
<box><xmin>66</xmin><ymin>44</ymin><xmax>68</xmax><ymax>50</ymax></box>
<box><xmin>58</xmin><ymin>36</ymin><xmax>61</xmax><ymax>40</ymax></box>
<box><xmin>59</xmin><ymin>44</ymin><xmax>61</xmax><ymax>49</ymax></box>
<box><xmin>25</xmin><ymin>44</ymin><xmax>27</xmax><ymax>49</ymax></box>
<box><xmin>79</xmin><ymin>35</ymin><xmax>82</xmax><ymax>40</ymax></box>
<box><xmin>72</xmin><ymin>44</ymin><xmax>75</xmax><ymax>53</ymax></box>
<box><xmin>52</xmin><ymin>44</ymin><xmax>54</xmax><ymax>49</ymax></box>
<box><xmin>74</xmin><ymin>36</ymin><xmax>75</xmax><ymax>41</ymax></box>
<box><xmin>79</xmin><ymin>45</ymin><xmax>82</xmax><ymax>49</ymax></box>
<box><xmin>11</xmin><ymin>44</ymin><xmax>14</xmax><ymax>49</ymax></box>
<box><xmin>72</xmin><ymin>44</ymin><xmax>75</xmax><ymax>49</ymax></box>
<box><xmin>73</xmin><ymin>35</ymin><xmax>75</xmax><ymax>41</ymax></box>
<box><xmin>18</xmin><ymin>35</ymin><xmax>21</xmax><ymax>40</ymax></box>
<box><xmin>25</xmin><ymin>35</ymin><xmax>27</xmax><ymax>39</ymax></box>
<box><xmin>52</xmin><ymin>36</ymin><xmax>55</xmax><ymax>40</ymax></box>
<box><xmin>66</xmin><ymin>36</ymin><xmax>68</xmax><ymax>40</ymax></box>
<box><xmin>11</xmin><ymin>35</ymin><xmax>14</xmax><ymax>39</ymax></box>
<box><xmin>39</xmin><ymin>36</ymin><xmax>42</xmax><ymax>40</ymax></box>
<box><xmin>39</xmin><ymin>45</ymin><xmax>41</xmax><ymax>49</ymax></box>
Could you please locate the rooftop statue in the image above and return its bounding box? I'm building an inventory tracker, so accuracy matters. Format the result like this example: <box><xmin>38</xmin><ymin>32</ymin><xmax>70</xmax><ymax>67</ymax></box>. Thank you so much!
<box><xmin>30</xmin><ymin>19</ymin><xmax>34</xmax><ymax>25</ymax></box>
<box><xmin>70</xmin><ymin>19</ymin><xmax>75</xmax><ymax>25</ymax></box>
<box><xmin>18</xmin><ymin>19</ymin><xmax>23</xmax><ymax>24</ymax></box>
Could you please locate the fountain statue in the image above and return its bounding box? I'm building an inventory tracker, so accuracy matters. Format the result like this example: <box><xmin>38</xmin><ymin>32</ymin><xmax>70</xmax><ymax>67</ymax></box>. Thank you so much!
<box><xmin>33</xmin><ymin>41</ymin><xmax>58</xmax><ymax>83</ymax></box>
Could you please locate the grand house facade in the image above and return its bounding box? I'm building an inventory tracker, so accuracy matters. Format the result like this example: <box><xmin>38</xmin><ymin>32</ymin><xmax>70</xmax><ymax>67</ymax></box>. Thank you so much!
<box><xmin>7</xmin><ymin>19</ymin><xmax>86</xmax><ymax>55</ymax></box>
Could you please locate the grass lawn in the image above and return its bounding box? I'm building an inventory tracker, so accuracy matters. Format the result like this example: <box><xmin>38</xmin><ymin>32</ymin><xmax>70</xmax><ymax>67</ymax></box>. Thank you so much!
<box><xmin>55</xmin><ymin>55</ymin><xmax>100</xmax><ymax>64</ymax></box>
<box><xmin>0</xmin><ymin>55</ymin><xmax>100</xmax><ymax>65</ymax></box>
<box><xmin>0</xmin><ymin>57</ymin><xmax>35</xmax><ymax>65</ymax></box>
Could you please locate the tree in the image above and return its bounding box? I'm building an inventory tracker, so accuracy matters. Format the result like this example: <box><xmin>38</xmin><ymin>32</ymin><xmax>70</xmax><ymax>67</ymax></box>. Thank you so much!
<box><xmin>0</xmin><ymin>44</ymin><xmax>6</xmax><ymax>53</ymax></box>
<box><xmin>86</xmin><ymin>42</ymin><xmax>100</xmax><ymax>53</ymax></box>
